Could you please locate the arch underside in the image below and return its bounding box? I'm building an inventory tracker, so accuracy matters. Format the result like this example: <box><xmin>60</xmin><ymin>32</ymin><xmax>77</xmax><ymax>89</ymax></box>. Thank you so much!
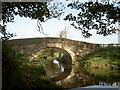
<box><xmin>31</xmin><ymin>47</ymin><xmax>72</xmax><ymax>64</ymax></box>
<box><xmin>30</xmin><ymin>47</ymin><xmax>73</xmax><ymax>81</ymax></box>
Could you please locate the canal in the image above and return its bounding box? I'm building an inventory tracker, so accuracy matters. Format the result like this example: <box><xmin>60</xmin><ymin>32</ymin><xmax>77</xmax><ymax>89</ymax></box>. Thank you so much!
<box><xmin>32</xmin><ymin>48</ymin><xmax>120</xmax><ymax>89</ymax></box>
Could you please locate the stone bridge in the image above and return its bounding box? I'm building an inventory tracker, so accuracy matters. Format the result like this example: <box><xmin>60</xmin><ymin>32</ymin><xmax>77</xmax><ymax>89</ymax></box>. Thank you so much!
<box><xmin>7</xmin><ymin>37</ymin><xmax>100</xmax><ymax>63</ymax></box>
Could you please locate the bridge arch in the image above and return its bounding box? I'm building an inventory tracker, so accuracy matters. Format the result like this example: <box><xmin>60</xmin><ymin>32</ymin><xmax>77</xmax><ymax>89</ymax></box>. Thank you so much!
<box><xmin>7</xmin><ymin>37</ymin><xmax>99</xmax><ymax>63</ymax></box>
<box><xmin>30</xmin><ymin>47</ymin><xmax>72</xmax><ymax>64</ymax></box>
<box><xmin>29</xmin><ymin>46</ymin><xmax>73</xmax><ymax>81</ymax></box>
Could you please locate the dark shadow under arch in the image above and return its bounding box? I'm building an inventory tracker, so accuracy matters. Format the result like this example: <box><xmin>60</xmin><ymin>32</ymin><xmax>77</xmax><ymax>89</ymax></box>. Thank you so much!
<box><xmin>31</xmin><ymin>47</ymin><xmax>72</xmax><ymax>81</ymax></box>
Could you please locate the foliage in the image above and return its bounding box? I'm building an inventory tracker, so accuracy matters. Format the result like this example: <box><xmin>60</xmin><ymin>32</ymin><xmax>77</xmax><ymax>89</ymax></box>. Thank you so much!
<box><xmin>2</xmin><ymin>43</ymin><xmax>65</xmax><ymax>89</ymax></box>
<box><xmin>2</xmin><ymin>2</ymin><xmax>48</xmax><ymax>24</ymax></box>
<box><xmin>64</xmin><ymin>1</ymin><xmax>120</xmax><ymax>37</ymax></box>
<box><xmin>2</xmin><ymin>2</ymin><xmax>64</xmax><ymax>23</ymax></box>
<box><xmin>1</xmin><ymin>1</ymin><xmax>120</xmax><ymax>39</ymax></box>
<box><xmin>31</xmin><ymin>48</ymin><xmax>64</xmax><ymax>69</ymax></box>
<box><xmin>1</xmin><ymin>2</ymin><xmax>65</xmax><ymax>40</ymax></box>
<box><xmin>80</xmin><ymin>47</ymin><xmax>120</xmax><ymax>82</ymax></box>
<box><xmin>16</xmin><ymin>52</ymin><xmax>28</xmax><ymax>62</ymax></box>
<box><xmin>0</xmin><ymin>25</ymin><xmax>16</xmax><ymax>40</ymax></box>
<box><xmin>2</xmin><ymin>42</ymin><xmax>25</xmax><ymax>89</ymax></box>
<box><xmin>21</xmin><ymin>63</ymin><xmax>64</xmax><ymax>89</ymax></box>
<box><xmin>59</xmin><ymin>27</ymin><xmax>69</xmax><ymax>38</ymax></box>
<box><xmin>33</xmin><ymin>48</ymin><xmax>64</xmax><ymax>61</ymax></box>
<box><xmin>82</xmin><ymin>47</ymin><xmax>120</xmax><ymax>68</ymax></box>
<box><xmin>72</xmin><ymin>61</ymin><xmax>80</xmax><ymax>68</ymax></box>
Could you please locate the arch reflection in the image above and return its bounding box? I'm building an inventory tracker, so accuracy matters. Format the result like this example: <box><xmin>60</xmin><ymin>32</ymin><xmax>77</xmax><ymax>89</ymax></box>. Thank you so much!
<box><xmin>31</xmin><ymin>47</ymin><xmax>72</xmax><ymax>81</ymax></box>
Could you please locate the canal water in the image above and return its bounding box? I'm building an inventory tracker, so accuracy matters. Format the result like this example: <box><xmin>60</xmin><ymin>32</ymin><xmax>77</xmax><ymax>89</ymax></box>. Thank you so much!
<box><xmin>32</xmin><ymin>48</ymin><xmax>120</xmax><ymax>89</ymax></box>
<box><xmin>43</xmin><ymin>59</ymin><xmax>120</xmax><ymax>89</ymax></box>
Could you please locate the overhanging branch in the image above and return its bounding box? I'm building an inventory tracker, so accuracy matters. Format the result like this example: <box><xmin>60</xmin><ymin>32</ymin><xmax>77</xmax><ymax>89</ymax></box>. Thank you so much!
<box><xmin>37</xmin><ymin>20</ymin><xmax>49</xmax><ymax>36</ymax></box>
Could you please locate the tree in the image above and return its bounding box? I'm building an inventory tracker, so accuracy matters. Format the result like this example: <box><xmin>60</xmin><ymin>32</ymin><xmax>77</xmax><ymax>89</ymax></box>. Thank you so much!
<box><xmin>59</xmin><ymin>27</ymin><xmax>69</xmax><ymax>38</ymax></box>
<box><xmin>64</xmin><ymin>1</ymin><xmax>120</xmax><ymax>38</ymax></box>
<box><xmin>1</xmin><ymin>1</ymin><xmax>120</xmax><ymax>39</ymax></box>
<box><xmin>1</xmin><ymin>2</ymin><xmax>65</xmax><ymax>40</ymax></box>
<box><xmin>58</xmin><ymin>27</ymin><xmax>69</xmax><ymax>60</ymax></box>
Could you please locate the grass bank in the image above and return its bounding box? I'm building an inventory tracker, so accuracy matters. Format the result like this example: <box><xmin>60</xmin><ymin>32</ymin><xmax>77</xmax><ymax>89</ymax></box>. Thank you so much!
<box><xmin>79</xmin><ymin>47</ymin><xmax>120</xmax><ymax>82</ymax></box>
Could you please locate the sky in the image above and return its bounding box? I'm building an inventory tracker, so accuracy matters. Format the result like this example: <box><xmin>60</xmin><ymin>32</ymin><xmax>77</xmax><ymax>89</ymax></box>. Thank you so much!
<box><xmin>6</xmin><ymin>0</ymin><xmax>119</xmax><ymax>44</ymax></box>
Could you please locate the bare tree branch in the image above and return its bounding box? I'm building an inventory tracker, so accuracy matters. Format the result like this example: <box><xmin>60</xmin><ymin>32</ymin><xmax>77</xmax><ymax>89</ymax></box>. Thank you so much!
<box><xmin>37</xmin><ymin>20</ymin><xmax>49</xmax><ymax>36</ymax></box>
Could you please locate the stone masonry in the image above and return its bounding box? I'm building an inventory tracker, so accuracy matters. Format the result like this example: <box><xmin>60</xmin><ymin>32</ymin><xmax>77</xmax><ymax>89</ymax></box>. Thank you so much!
<box><xmin>7</xmin><ymin>37</ymin><xmax>100</xmax><ymax>63</ymax></box>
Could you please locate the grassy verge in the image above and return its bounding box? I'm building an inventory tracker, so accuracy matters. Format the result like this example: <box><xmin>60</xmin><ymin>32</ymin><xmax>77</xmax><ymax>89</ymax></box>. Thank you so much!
<box><xmin>79</xmin><ymin>47</ymin><xmax>120</xmax><ymax>82</ymax></box>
